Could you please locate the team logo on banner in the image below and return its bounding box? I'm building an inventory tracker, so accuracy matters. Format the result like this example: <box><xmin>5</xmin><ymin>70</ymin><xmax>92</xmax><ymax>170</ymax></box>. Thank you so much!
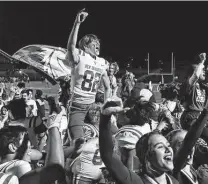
<box><xmin>12</xmin><ymin>45</ymin><xmax>71</xmax><ymax>82</ymax></box>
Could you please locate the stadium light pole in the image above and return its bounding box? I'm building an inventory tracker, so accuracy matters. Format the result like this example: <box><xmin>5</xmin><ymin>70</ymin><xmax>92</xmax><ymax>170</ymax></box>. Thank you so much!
<box><xmin>171</xmin><ymin>52</ymin><xmax>174</xmax><ymax>81</ymax></box>
<box><xmin>147</xmin><ymin>52</ymin><xmax>150</xmax><ymax>75</ymax></box>
<box><xmin>171</xmin><ymin>52</ymin><xmax>176</xmax><ymax>82</ymax></box>
<box><xmin>174</xmin><ymin>54</ymin><xmax>176</xmax><ymax>78</ymax></box>
<box><xmin>161</xmin><ymin>74</ymin><xmax>164</xmax><ymax>84</ymax></box>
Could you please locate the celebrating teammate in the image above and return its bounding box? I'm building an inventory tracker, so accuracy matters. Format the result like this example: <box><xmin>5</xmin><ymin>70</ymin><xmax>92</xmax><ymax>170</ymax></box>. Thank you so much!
<box><xmin>66</xmin><ymin>9</ymin><xmax>111</xmax><ymax>140</ymax></box>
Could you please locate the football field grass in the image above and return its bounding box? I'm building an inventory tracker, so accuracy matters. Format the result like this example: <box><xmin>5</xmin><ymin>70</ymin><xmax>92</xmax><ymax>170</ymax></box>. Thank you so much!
<box><xmin>25</xmin><ymin>81</ymin><xmax>60</xmax><ymax>97</ymax></box>
<box><xmin>25</xmin><ymin>81</ymin><xmax>163</xmax><ymax>103</ymax></box>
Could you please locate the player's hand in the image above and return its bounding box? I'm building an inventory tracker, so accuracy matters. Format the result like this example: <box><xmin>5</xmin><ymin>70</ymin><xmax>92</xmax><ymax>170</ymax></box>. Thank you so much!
<box><xmin>156</xmin><ymin>121</ymin><xmax>169</xmax><ymax>131</ymax></box>
<box><xmin>44</xmin><ymin>110</ymin><xmax>64</xmax><ymax>130</ymax></box>
<box><xmin>75</xmin><ymin>8</ymin><xmax>88</xmax><ymax>24</ymax></box>
<box><xmin>199</xmin><ymin>53</ymin><xmax>206</xmax><ymax>64</ymax></box>
<box><xmin>101</xmin><ymin>96</ymin><xmax>130</xmax><ymax>116</ymax></box>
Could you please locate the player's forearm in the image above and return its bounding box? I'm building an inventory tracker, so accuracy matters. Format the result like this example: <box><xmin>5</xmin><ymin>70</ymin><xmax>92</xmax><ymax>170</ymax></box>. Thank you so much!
<box><xmin>195</xmin><ymin>63</ymin><xmax>204</xmax><ymax>78</ymax></box>
<box><xmin>174</xmin><ymin>109</ymin><xmax>208</xmax><ymax>173</ymax></box>
<box><xmin>99</xmin><ymin>114</ymin><xmax>114</xmax><ymax>165</ymax></box>
<box><xmin>67</xmin><ymin>22</ymin><xmax>80</xmax><ymax>51</ymax></box>
<box><xmin>45</xmin><ymin>127</ymin><xmax>64</xmax><ymax>167</ymax></box>
<box><xmin>99</xmin><ymin>114</ymin><xmax>131</xmax><ymax>182</ymax></box>
<box><xmin>189</xmin><ymin>62</ymin><xmax>204</xmax><ymax>86</ymax></box>
<box><xmin>189</xmin><ymin>73</ymin><xmax>198</xmax><ymax>86</ymax></box>
<box><xmin>112</xmin><ymin>86</ymin><xmax>118</xmax><ymax>97</ymax></box>
<box><xmin>104</xmin><ymin>88</ymin><xmax>110</xmax><ymax>102</ymax></box>
<box><xmin>103</xmin><ymin>75</ymin><xmax>111</xmax><ymax>102</ymax></box>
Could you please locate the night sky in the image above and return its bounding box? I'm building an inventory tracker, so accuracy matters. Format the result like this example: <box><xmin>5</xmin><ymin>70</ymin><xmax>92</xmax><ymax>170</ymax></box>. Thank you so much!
<box><xmin>1</xmin><ymin>1</ymin><xmax>208</xmax><ymax>69</ymax></box>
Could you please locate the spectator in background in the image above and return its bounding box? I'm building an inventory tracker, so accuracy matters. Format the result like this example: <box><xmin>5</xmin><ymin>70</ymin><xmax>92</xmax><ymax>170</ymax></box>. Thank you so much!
<box><xmin>0</xmin><ymin>85</ymin><xmax>6</xmax><ymax>107</ymax></box>
<box><xmin>131</xmin><ymin>82</ymin><xmax>156</xmax><ymax>102</ymax></box>
<box><xmin>115</xmin><ymin>99</ymin><xmax>157</xmax><ymax>170</ymax></box>
<box><xmin>14</xmin><ymin>82</ymin><xmax>25</xmax><ymax>99</ymax></box>
<box><xmin>0</xmin><ymin>106</ymin><xmax>9</xmax><ymax>129</ymax></box>
<box><xmin>0</xmin><ymin>108</ymin><xmax>66</xmax><ymax>184</ymax></box>
<box><xmin>0</xmin><ymin>126</ymin><xmax>34</xmax><ymax>178</ymax></box>
<box><xmin>22</xmin><ymin>89</ymin><xmax>37</xmax><ymax>117</ymax></box>
<box><xmin>180</xmin><ymin>53</ymin><xmax>208</xmax><ymax>133</ymax></box>
<box><xmin>97</xmin><ymin>62</ymin><xmax>119</xmax><ymax>100</ymax></box>
<box><xmin>6</xmin><ymin>86</ymin><xmax>16</xmax><ymax>103</ymax></box>
<box><xmin>7</xmin><ymin>98</ymin><xmax>47</xmax><ymax>151</ymax></box>
<box><xmin>108</xmin><ymin>62</ymin><xmax>119</xmax><ymax>97</ymax></box>
<box><xmin>167</xmin><ymin>110</ymin><xmax>208</xmax><ymax>184</ymax></box>
<box><xmin>34</xmin><ymin>90</ymin><xmax>47</xmax><ymax>149</ymax></box>
<box><xmin>35</xmin><ymin>90</ymin><xmax>45</xmax><ymax>119</ymax></box>
<box><xmin>121</xmin><ymin>69</ymin><xmax>135</xmax><ymax>102</ymax></box>
<box><xmin>158</xmin><ymin>82</ymin><xmax>183</xmax><ymax>135</ymax></box>
<box><xmin>116</xmin><ymin>77</ymin><xmax>122</xmax><ymax>98</ymax></box>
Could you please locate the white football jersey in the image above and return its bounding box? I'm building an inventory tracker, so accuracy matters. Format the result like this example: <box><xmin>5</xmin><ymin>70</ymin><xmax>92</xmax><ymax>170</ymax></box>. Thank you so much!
<box><xmin>71</xmin><ymin>138</ymin><xmax>105</xmax><ymax>180</ymax></box>
<box><xmin>70</xmin><ymin>49</ymin><xmax>107</xmax><ymax>104</ymax></box>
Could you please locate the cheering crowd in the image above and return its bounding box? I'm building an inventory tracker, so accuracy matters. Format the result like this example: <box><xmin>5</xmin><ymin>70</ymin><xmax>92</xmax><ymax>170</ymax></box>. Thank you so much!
<box><xmin>1</xmin><ymin>9</ymin><xmax>208</xmax><ymax>184</ymax></box>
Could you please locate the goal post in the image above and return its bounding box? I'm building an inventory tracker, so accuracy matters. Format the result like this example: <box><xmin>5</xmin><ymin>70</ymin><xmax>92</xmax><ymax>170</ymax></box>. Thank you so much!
<box><xmin>147</xmin><ymin>52</ymin><xmax>175</xmax><ymax>83</ymax></box>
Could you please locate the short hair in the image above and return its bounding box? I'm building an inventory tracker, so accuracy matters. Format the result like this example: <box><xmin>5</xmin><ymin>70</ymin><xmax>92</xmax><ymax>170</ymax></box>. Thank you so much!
<box><xmin>35</xmin><ymin>89</ymin><xmax>43</xmax><ymax>97</ymax></box>
<box><xmin>21</xmin><ymin>89</ymin><xmax>27</xmax><ymax>95</ymax></box>
<box><xmin>26</xmin><ymin>89</ymin><xmax>33</xmax><ymax>95</ymax></box>
<box><xmin>17</xmin><ymin>82</ymin><xmax>25</xmax><ymax>89</ymax></box>
<box><xmin>8</xmin><ymin>99</ymin><xmax>27</xmax><ymax>120</ymax></box>
<box><xmin>125</xmin><ymin>98</ymin><xmax>155</xmax><ymax>126</ymax></box>
<box><xmin>0</xmin><ymin>126</ymin><xmax>27</xmax><ymax>157</ymax></box>
<box><xmin>78</xmin><ymin>34</ymin><xmax>100</xmax><ymax>51</ymax></box>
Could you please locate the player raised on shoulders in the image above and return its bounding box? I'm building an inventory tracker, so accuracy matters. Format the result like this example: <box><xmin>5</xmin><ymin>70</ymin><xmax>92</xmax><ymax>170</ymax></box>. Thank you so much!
<box><xmin>66</xmin><ymin>9</ymin><xmax>111</xmax><ymax>140</ymax></box>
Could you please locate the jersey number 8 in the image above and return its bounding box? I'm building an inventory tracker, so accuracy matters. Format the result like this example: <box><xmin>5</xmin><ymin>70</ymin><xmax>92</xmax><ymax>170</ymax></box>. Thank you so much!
<box><xmin>81</xmin><ymin>70</ymin><xmax>101</xmax><ymax>92</ymax></box>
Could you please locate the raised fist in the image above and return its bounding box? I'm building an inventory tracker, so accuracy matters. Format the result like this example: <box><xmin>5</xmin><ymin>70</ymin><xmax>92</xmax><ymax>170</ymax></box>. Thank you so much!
<box><xmin>101</xmin><ymin>96</ymin><xmax>129</xmax><ymax>116</ymax></box>
<box><xmin>199</xmin><ymin>53</ymin><xmax>206</xmax><ymax>64</ymax></box>
<box><xmin>75</xmin><ymin>8</ymin><xmax>88</xmax><ymax>24</ymax></box>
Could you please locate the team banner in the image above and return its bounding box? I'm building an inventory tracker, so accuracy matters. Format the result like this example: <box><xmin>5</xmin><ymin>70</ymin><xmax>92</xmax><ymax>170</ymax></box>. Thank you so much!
<box><xmin>12</xmin><ymin>45</ymin><xmax>71</xmax><ymax>84</ymax></box>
